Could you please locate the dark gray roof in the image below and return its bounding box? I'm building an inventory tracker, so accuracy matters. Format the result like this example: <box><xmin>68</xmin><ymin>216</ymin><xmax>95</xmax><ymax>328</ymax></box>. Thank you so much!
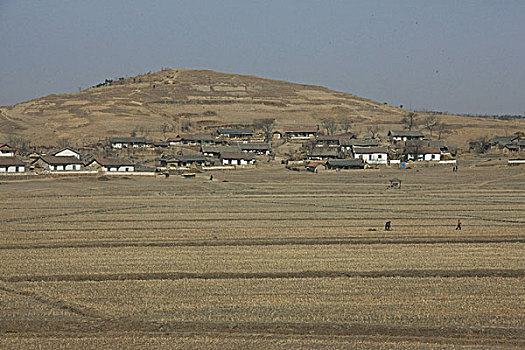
<box><xmin>36</xmin><ymin>156</ymin><xmax>83</xmax><ymax>165</ymax></box>
<box><xmin>340</xmin><ymin>139</ymin><xmax>379</xmax><ymax>147</ymax></box>
<box><xmin>109</xmin><ymin>137</ymin><xmax>147</xmax><ymax>143</ymax></box>
<box><xmin>308</xmin><ymin>149</ymin><xmax>339</xmax><ymax>157</ymax></box>
<box><xmin>353</xmin><ymin>146</ymin><xmax>389</xmax><ymax>154</ymax></box>
<box><xmin>388</xmin><ymin>130</ymin><xmax>425</xmax><ymax>137</ymax></box>
<box><xmin>239</xmin><ymin>143</ymin><xmax>271</xmax><ymax>150</ymax></box>
<box><xmin>174</xmin><ymin>155</ymin><xmax>207</xmax><ymax>162</ymax></box>
<box><xmin>201</xmin><ymin>145</ymin><xmax>241</xmax><ymax>153</ymax></box>
<box><xmin>327</xmin><ymin>159</ymin><xmax>364</xmax><ymax>167</ymax></box>
<box><xmin>220</xmin><ymin>152</ymin><xmax>255</xmax><ymax>160</ymax></box>
<box><xmin>0</xmin><ymin>157</ymin><xmax>24</xmax><ymax>166</ymax></box>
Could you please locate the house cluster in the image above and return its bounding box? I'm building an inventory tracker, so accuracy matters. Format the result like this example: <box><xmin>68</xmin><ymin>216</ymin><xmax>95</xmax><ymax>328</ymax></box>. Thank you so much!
<box><xmin>488</xmin><ymin>135</ymin><xmax>525</xmax><ymax>153</ymax></box>
<box><xmin>294</xmin><ymin>129</ymin><xmax>454</xmax><ymax>172</ymax></box>
<box><xmin>0</xmin><ymin>144</ymin><xmax>138</xmax><ymax>175</ymax></box>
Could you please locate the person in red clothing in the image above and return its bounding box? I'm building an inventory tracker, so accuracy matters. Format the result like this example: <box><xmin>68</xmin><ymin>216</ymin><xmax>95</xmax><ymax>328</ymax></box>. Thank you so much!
<box><xmin>456</xmin><ymin>219</ymin><xmax>462</xmax><ymax>230</ymax></box>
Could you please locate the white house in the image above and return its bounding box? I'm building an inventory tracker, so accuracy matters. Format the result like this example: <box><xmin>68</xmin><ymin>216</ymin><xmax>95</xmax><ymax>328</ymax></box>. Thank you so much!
<box><xmin>406</xmin><ymin>147</ymin><xmax>442</xmax><ymax>161</ymax></box>
<box><xmin>86</xmin><ymin>158</ymin><xmax>135</xmax><ymax>172</ymax></box>
<box><xmin>388</xmin><ymin>130</ymin><xmax>425</xmax><ymax>144</ymax></box>
<box><xmin>283</xmin><ymin>126</ymin><xmax>318</xmax><ymax>140</ymax></box>
<box><xmin>352</xmin><ymin>146</ymin><xmax>389</xmax><ymax>165</ymax></box>
<box><xmin>239</xmin><ymin>142</ymin><xmax>271</xmax><ymax>155</ymax></box>
<box><xmin>109</xmin><ymin>137</ymin><xmax>147</xmax><ymax>149</ymax></box>
<box><xmin>0</xmin><ymin>144</ymin><xmax>16</xmax><ymax>157</ymax></box>
<box><xmin>220</xmin><ymin>152</ymin><xmax>255</xmax><ymax>166</ymax></box>
<box><xmin>52</xmin><ymin>147</ymin><xmax>81</xmax><ymax>159</ymax></box>
<box><xmin>0</xmin><ymin>157</ymin><xmax>25</xmax><ymax>173</ymax></box>
<box><xmin>32</xmin><ymin>156</ymin><xmax>83</xmax><ymax>171</ymax></box>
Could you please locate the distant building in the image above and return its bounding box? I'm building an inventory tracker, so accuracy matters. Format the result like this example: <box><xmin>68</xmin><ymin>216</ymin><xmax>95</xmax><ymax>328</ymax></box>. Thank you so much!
<box><xmin>220</xmin><ymin>152</ymin><xmax>256</xmax><ymax>166</ymax></box>
<box><xmin>388</xmin><ymin>130</ymin><xmax>425</xmax><ymax>144</ymax></box>
<box><xmin>0</xmin><ymin>157</ymin><xmax>25</xmax><ymax>173</ymax></box>
<box><xmin>307</xmin><ymin>148</ymin><xmax>339</xmax><ymax>160</ymax></box>
<box><xmin>326</xmin><ymin>159</ymin><xmax>365</xmax><ymax>170</ymax></box>
<box><xmin>109</xmin><ymin>137</ymin><xmax>147</xmax><ymax>149</ymax></box>
<box><xmin>157</xmin><ymin>155</ymin><xmax>207</xmax><ymax>168</ymax></box>
<box><xmin>239</xmin><ymin>142</ymin><xmax>271</xmax><ymax>155</ymax></box>
<box><xmin>0</xmin><ymin>144</ymin><xmax>16</xmax><ymax>157</ymax></box>
<box><xmin>167</xmin><ymin>134</ymin><xmax>216</xmax><ymax>146</ymax></box>
<box><xmin>405</xmin><ymin>146</ymin><xmax>441</xmax><ymax>161</ymax></box>
<box><xmin>352</xmin><ymin>146</ymin><xmax>389</xmax><ymax>165</ymax></box>
<box><xmin>216</xmin><ymin>128</ymin><xmax>254</xmax><ymax>140</ymax></box>
<box><xmin>201</xmin><ymin>144</ymin><xmax>241</xmax><ymax>157</ymax></box>
<box><xmin>86</xmin><ymin>158</ymin><xmax>135</xmax><ymax>172</ymax></box>
<box><xmin>32</xmin><ymin>156</ymin><xmax>83</xmax><ymax>171</ymax></box>
<box><xmin>284</xmin><ymin>126</ymin><xmax>318</xmax><ymax>140</ymax></box>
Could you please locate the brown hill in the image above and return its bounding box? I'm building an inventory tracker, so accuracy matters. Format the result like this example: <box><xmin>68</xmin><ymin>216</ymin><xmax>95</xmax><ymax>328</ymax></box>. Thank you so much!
<box><xmin>1</xmin><ymin>69</ymin><xmax>523</xmax><ymax>148</ymax></box>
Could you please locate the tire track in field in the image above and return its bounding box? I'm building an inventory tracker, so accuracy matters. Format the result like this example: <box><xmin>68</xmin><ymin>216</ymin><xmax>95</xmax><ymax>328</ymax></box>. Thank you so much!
<box><xmin>2</xmin><ymin>204</ymin><xmax>152</xmax><ymax>223</ymax></box>
<box><xmin>0</xmin><ymin>236</ymin><xmax>523</xmax><ymax>250</ymax></box>
<box><xmin>3</xmin><ymin>268</ymin><xmax>524</xmax><ymax>283</ymax></box>
<box><xmin>0</xmin><ymin>320</ymin><xmax>522</xmax><ymax>346</ymax></box>
<box><xmin>0</xmin><ymin>281</ymin><xmax>107</xmax><ymax>320</ymax></box>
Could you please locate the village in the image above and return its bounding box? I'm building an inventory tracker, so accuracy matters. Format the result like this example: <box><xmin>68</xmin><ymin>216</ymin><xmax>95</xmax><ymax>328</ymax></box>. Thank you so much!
<box><xmin>1</xmin><ymin>122</ymin><xmax>524</xmax><ymax>177</ymax></box>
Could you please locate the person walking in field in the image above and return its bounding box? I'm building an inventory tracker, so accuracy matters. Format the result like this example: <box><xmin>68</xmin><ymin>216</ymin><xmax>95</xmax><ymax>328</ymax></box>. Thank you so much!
<box><xmin>456</xmin><ymin>219</ymin><xmax>462</xmax><ymax>230</ymax></box>
<box><xmin>384</xmin><ymin>220</ymin><xmax>391</xmax><ymax>231</ymax></box>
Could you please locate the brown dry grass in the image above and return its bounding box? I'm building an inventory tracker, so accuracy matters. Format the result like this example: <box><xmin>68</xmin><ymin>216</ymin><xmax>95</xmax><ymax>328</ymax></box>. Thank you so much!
<box><xmin>1</xmin><ymin>164</ymin><xmax>524</xmax><ymax>348</ymax></box>
<box><xmin>1</xmin><ymin>69</ymin><xmax>523</xmax><ymax>148</ymax></box>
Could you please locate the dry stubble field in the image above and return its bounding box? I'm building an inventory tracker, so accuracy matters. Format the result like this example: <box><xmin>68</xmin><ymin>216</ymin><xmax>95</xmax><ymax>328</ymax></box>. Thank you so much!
<box><xmin>1</xmin><ymin>164</ymin><xmax>524</xmax><ymax>349</ymax></box>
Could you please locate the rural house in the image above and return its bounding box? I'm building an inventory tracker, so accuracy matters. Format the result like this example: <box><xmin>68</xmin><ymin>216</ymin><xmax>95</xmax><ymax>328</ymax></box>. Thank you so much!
<box><xmin>220</xmin><ymin>152</ymin><xmax>256</xmax><ymax>166</ymax></box>
<box><xmin>352</xmin><ymin>146</ymin><xmax>389</xmax><ymax>165</ymax></box>
<box><xmin>239</xmin><ymin>142</ymin><xmax>271</xmax><ymax>155</ymax></box>
<box><xmin>339</xmin><ymin>138</ymin><xmax>379</xmax><ymax>152</ymax></box>
<box><xmin>201</xmin><ymin>144</ymin><xmax>242</xmax><ymax>157</ymax></box>
<box><xmin>284</xmin><ymin>126</ymin><xmax>318</xmax><ymax>140</ymax></box>
<box><xmin>216</xmin><ymin>128</ymin><xmax>254</xmax><ymax>140</ymax></box>
<box><xmin>388</xmin><ymin>130</ymin><xmax>425</xmax><ymax>144</ymax></box>
<box><xmin>326</xmin><ymin>158</ymin><xmax>365</xmax><ymax>170</ymax></box>
<box><xmin>315</xmin><ymin>135</ymin><xmax>353</xmax><ymax>148</ymax></box>
<box><xmin>307</xmin><ymin>148</ymin><xmax>339</xmax><ymax>160</ymax></box>
<box><xmin>109</xmin><ymin>137</ymin><xmax>147</xmax><ymax>149</ymax></box>
<box><xmin>157</xmin><ymin>155</ymin><xmax>207</xmax><ymax>169</ymax></box>
<box><xmin>32</xmin><ymin>156</ymin><xmax>83</xmax><ymax>171</ymax></box>
<box><xmin>167</xmin><ymin>134</ymin><xmax>216</xmax><ymax>146</ymax></box>
<box><xmin>0</xmin><ymin>144</ymin><xmax>16</xmax><ymax>157</ymax></box>
<box><xmin>306</xmin><ymin>161</ymin><xmax>326</xmax><ymax>173</ymax></box>
<box><xmin>86</xmin><ymin>157</ymin><xmax>135</xmax><ymax>172</ymax></box>
<box><xmin>0</xmin><ymin>157</ymin><xmax>25</xmax><ymax>173</ymax></box>
<box><xmin>405</xmin><ymin>146</ymin><xmax>442</xmax><ymax>161</ymax></box>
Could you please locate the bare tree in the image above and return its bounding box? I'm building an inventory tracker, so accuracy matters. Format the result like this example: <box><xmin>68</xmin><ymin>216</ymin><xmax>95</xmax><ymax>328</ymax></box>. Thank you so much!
<box><xmin>321</xmin><ymin>118</ymin><xmax>338</xmax><ymax>135</ymax></box>
<box><xmin>253</xmin><ymin>118</ymin><xmax>275</xmax><ymax>141</ymax></box>
<box><xmin>7</xmin><ymin>136</ymin><xmax>29</xmax><ymax>155</ymax></box>
<box><xmin>423</xmin><ymin>116</ymin><xmax>439</xmax><ymax>138</ymax></box>
<box><xmin>367</xmin><ymin>125</ymin><xmax>379</xmax><ymax>139</ymax></box>
<box><xmin>57</xmin><ymin>138</ymin><xmax>71</xmax><ymax>149</ymax></box>
<box><xmin>339</xmin><ymin>118</ymin><xmax>352</xmax><ymax>134</ymax></box>
<box><xmin>436</xmin><ymin>122</ymin><xmax>450</xmax><ymax>140</ymax></box>
<box><xmin>469</xmin><ymin>136</ymin><xmax>490</xmax><ymax>154</ymax></box>
<box><xmin>401</xmin><ymin>112</ymin><xmax>418</xmax><ymax>131</ymax></box>
<box><xmin>161</xmin><ymin>123</ymin><xmax>171</xmax><ymax>138</ymax></box>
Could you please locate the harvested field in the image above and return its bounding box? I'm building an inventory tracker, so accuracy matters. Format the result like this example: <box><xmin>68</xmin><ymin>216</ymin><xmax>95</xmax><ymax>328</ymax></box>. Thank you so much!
<box><xmin>1</xmin><ymin>164</ymin><xmax>524</xmax><ymax>348</ymax></box>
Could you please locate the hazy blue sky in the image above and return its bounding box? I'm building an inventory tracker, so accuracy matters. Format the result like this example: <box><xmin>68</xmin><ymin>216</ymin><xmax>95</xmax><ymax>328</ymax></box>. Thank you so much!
<box><xmin>1</xmin><ymin>1</ymin><xmax>523</xmax><ymax>114</ymax></box>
